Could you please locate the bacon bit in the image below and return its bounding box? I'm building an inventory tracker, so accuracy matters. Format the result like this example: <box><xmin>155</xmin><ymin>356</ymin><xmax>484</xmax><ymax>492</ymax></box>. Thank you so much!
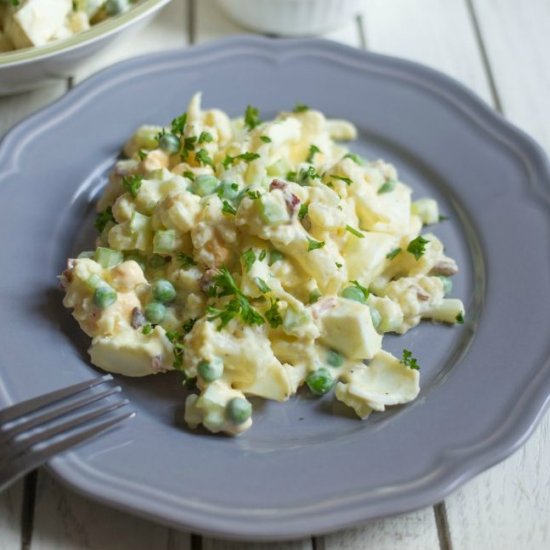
<box><xmin>152</xmin><ymin>355</ymin><xmax>164</xmax><ymax>373</ymax></box>
<box><xmin>285</xmin><ymin>193</ymin><xmax>301</xmax><ymax>214</ymax></box>
<box><xmin>431</xmin><ymin>258</ymin><xmax>458</xmax><ymax>276</ymax></box>
<box><xmin>270</xmin><ymin>179</ymin><xmax>287</xmax><ymax>191</ymax></box>
<box><xmin>131</xmin><ymin>307</ymin><xmax>146</xmax><ymax>329</ymax></box>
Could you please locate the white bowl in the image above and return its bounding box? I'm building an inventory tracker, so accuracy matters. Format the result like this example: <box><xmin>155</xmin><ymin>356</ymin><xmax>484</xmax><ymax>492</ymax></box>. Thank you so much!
<box><xmin>0</xmin><ymin>0</ymin><xmax>172</xmax><ymax>95</ymax></box>
<box><xmin>217</xmin><ymin>0</ymin><xmax>365</xmax><ymax>36</ymax></box>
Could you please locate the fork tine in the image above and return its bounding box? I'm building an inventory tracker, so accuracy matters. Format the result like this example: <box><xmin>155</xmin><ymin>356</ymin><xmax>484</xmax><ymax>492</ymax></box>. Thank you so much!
<box><xmin>0</xmin><ymin>410</ymin><xmax>135</xmax><ymax>493</ymax></box>
<box><xmin>0</xmin><ymin>375</ymin><xmax>113</xmax><ymax>424</ymax></box>
<box><xmin>0</xmin><ymin>399</ymin><xmax>129</xmax><ymax>467</ymax></box>
<box><xmin>0</xmin><ymin>386</ymin><xmax>121</xmax><ymax>446</ymax></box>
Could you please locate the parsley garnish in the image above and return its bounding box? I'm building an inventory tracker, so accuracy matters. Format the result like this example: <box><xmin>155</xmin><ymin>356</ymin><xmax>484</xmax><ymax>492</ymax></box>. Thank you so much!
<box><xmin>293</xmin><ymin>103</ymin><xmax>309</xmax><ymax>113</ymax></box>
<box><xmin>170</xmin><ymin>112</ymin><xmax>187</xmax><ymax>136</ymax></box>
<box><xmin>269</xmin><ymin>249</ymin><xmax>284</xmax><ymax>265</ymax></box>
<box><xmin>259</xmin><ymin>249</ymin><xmax>267</xmax><ymax>261</ymax></box>
<box><xmin>137</xmin><ymin>149</ymin><xmax>147</xmax><ymax>161</ymax></box>
<box><xmin>260</xmin><ymin>135</ymin><xmax>272</xmax><ymax>143</ymax></box>
<box><xmin>306</xmin><ymin>144</ymin><xmax>321</xmax><ymax>163</ymax></box>
<box><xmin>236</xmin><ymin>152</ymin><xmax>260</xmax><ymax>162</ymax></box>
<box><xmin>331</xmin><ymin>175</ymin><xmax>353</xmax><ymax>186</ymax></box>
<box><xmin>345</xmin><ymin>225</ymin><xmax>364</xmax><ymax>238</ymax></box>
<box><xmin>183</xmin><ymin>170</ymin><xmax>195</xmax><ymax>181</ymax></box>
<box><xmin>335</xmin><ymin>262</ymin><xmax>343</xmax><ymax>268</ymax></box>
<box><xmin>456</xmin><ymin>312</ymin><xmax>465</xmax><ymax>324</ymax></box>
<box><xmin>295</xmin><ymin>166</ymin><xmax>320</xmax><ymax>185</ymax></box>
<box><xmin>182</xmin><ymin>318</ymin><xmax>197</xmax><ymax>334</ymax></box>
<box><xmin>198</xmin><ymin>131</ymin><xmax>213</xmax><ymax>144</ymax></box>
<box><xmin>265</xmin><ymin>299</ymin><xmax>283</xmax><ymax>328</ymax></box>
<box><xmin>166</xmin><ymin>330</ymin><xmax>185</xmax><ymax>370</ymax></box>
<box><xmin>122</xmin><ymin>175</ymin><xmax>143</xmax><ymax>198</ymax></box>
<box><xmin>286</xmin><ymin>171</ymin><xmax>297</xmax><ymax>183</ymax></box>
<box><xmin>183</xmin><ymin>136</ymin><xmax>197</xmax><ymax>152</ymax></box>
<box><xmin>241</xmin><ymin>249</ymin><xmax>256</xmax><ymax>272</ymax></box>
<box><xmin>244</xmin><ymin>105</ymin><xmax>261</xmax><ymax>130</ymax></box>
<box><xmin>439</xmin><ymin>214</ymin><xmax>449</xmax><ymax>222</ymax></box>
<box><xmin>95</xmin><ymin>207</ymin><xmax>115</xmax><ymax>233</ymax></box>
<box><xmin>254</xmin><ymin>277</ymin><xmax>271</xmax><ymax>293</ymax></box>
<box><xmin>246</xmin><ymin>189</ymin><xmax>261</xmax><ymax>199</ymax></box>
<box><xmin>207</xmin><ymin>267</ymin><xmax>265</xmax><ymax>329</ymax></box>
<box><xmin>309</xmin><ymin>289</ymin><xmax>321</xmax><ymax>304</ymax></box>
<box><xmin>378</xmin><ymin>179</ymin><xmax>397</xmax><ymax>194</ymax></box>
<box><xmin>386</xmin><ymin>247</ymin><xmax>402</xmax><ymax>260</ymax></box>
<box><xmin>222</xmin><ymin>155</ymin><xmax>234</xmax><ymax>169</ymax></box>
<box><xmin>350</xmin><ymin>280</ymin><xmax>369</xmax><ymax>301</ymax></box>
<box><xmin>401</xmin><ymin>349</ymin><xmax>420</xmax><ymax>370</ymax></box>
<box><xmin>407</xmin><ymin>236</ymin><xmax>429</xmax><ymax>260</ymax></box>
<box><xmin>142</xmin><ymin>323</ymin><xmax>153</xmax><ymax>335</ymax></box>
<box><xmin>195</xmin><ymin>148</ymin><xmax>213</xmax><ymax>167</ymax></box>
<box><xmin>298</xmin><ymin>203</ymin><xmax>309</xmax><ymax>220</ymax></box>
<box><xmin>177</xmin><ymin>253</ymin><xmax>196</xmax><ymax>269</ymax></box>
<box><xmin>344</xmin><ymin>153</ymin><xmax>366</xmax><ymax>166</ymax></box>
<box><xmin>222</xmin><ymin>200</ymin><xmax>237</xmax><ymax>215</ymax></box>
<box><xmin>307</xmin><ymin>238</ymin><xmax>325</xmax><ymax>252</ymax></box>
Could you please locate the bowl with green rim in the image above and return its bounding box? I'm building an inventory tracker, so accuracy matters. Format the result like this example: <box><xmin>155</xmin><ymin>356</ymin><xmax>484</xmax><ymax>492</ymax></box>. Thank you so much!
<box><xmin>0</xmin><ymin>0</ymin><xmax>172</xmax><ymax>95</ymax></box>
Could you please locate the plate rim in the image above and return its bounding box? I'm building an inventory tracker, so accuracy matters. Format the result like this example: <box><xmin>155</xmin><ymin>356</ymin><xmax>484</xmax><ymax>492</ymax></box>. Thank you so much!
<box><xmin>1</xmin><ymin>35</ymin><xmax>550</xmax><ymax>540</ymax></box>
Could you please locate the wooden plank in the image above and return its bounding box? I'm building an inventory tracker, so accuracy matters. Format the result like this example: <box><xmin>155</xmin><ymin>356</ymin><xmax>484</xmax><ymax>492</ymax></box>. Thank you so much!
<box><xmin>318</xmin><ymin>508</ymin><xmax>440</xmax><ymax>550</ymax></box>
<box><xmin>362</xmin><ymin>0</ymin><xmax>492</xmax><ymax>104</ymax></box>
<box><xmin>73</xmin><ymin>0</ymin><xmax>188</xmax><ymax>83</ymax></box>
<box><xmin>470</xmin><ymin>0</ymin><xmax>550</xmax><ymax>151</ymax></box>
<box><xmin>202</xmin><ymin>539</ymin><xmax>312</xmax><ymax>550</ymax></box>
<box><xmin>30</xmin><ymin>472</ymin><xmax>190</xmax><ymax>550</ymax></box>
<box><xmin>441</xmin><ymin>1</ymin><xmax>550</xmax><ymax>547</ymax></box>
<box><xmin>0</xmin><ymin>479</ymin><xmax>23</xmax><ymax>550</ymax></box>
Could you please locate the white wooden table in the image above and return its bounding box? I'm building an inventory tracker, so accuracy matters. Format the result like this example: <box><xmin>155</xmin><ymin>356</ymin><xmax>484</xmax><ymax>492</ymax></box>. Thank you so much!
<box><xmin>1</xmin><ymin>1</ymin><xmax>549</xmax><ymax>548</ymax></box>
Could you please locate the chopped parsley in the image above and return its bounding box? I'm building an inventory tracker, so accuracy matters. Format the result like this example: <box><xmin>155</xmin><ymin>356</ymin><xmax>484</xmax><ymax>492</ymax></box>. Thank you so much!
<box><xmin>222</xmin><ymin>200</ymin><xmax>237</xmax><ymax>215</ymax></box>
<box><xmin>307</xmin><ymin>238</ymin><xmax>325</xmax><ymax>252</ymax></box>
<box><xmin>298</xmin><ymin>203</ymin><xmax>309</xmax><ymax>220</ymax></box>
<box><xmin>331</xmin><ymin>175</ymin><xmax>353</xmax><ymax>186</ymax></box>
<box><xmin>293</xmin><ymin>103</ymin><xmax>309</xmax><ymax>113</ymax></box>
<box><xmin>246</xmin><ymin>189</ymin><xmax>262</xmax><ymax>199</ymax></box>
<box><xmin>344</xmin><ymin>153</ymin><xmax>366</xmax><ymax>166</ymax></box>
<box><xmin>269</xmin><ymin>249</ymin><xmax>284</xmax><ymax>265</ymax></box>
<box><xmin>182</xmin><ymin>318</ymin><xmax>197</xmax><ymax>334</ymax></box>
<box><xmin>254</xmin><ymin>277</ymin><xmax>271</xmax><ymax>293</ymax></box>
<box><xmin>260</xmin><ymin>135</ymin><xmax>272</xmax><ymax>143</ymax></box>
<box><xmin>306</xmin><ymin>144</ymin><xmax>321</xmax><ymax>163</ymax></box>
<box><xmin>183</xmin><ymin>170</ymin><xmax>195</xmax><ymax>181</ymax></box>
<box><xmin>350</xmin><ymin>280</ymin><xmax>369</xmax><ymax>301</ymax></box>
<box><xmin>222</xmin><ymin>152</ymin><xmax>260</xmax><ymax>167</ymax></box>
<box><xmin>137</xmin><ymin>149</ymin><xmax>147</xmax><ymax>161</ymax></box>
<box><xmin>439</xmin><ymin>214</ymin><xmax>449</xmax><ymax>222</ymax></box>
<box><xmin>122</xmin><ymin>174</ymin><xmax>143</xmax><ymax>198</ymax></box>
<box><xmin>166</xmin><ymin>330</ymin><xmax>185</xmax><ymax>370</ymax></box>
<box><xmin>378</xmin><ymin>179</ymin><xmax>397</xmax><ymax>194</ymax></box>
<box><xmin>198</xmin><ymin>131</ymin><xmax>214</xmax><ymax>144</ymax></box>
<box><xmin>345</xmin><ymin>225</ymin><xmax>364</xmax><ymax>238</ymax></box>
<box><xmin>335</xmin><ymin>262</ymin><xmax>343</xmax><ymax>268</ymax></box>
<box><xmin>265</xmin><ymin>299</ymin><xmax>283</xmax><ymax>328</ymax></box>
<box><xmin>259</xmin><ymin>249</ymin><xmax>267</xmax><ymax>261</ymax></box>
<box><xmin>309</xmin><ymin>289</ymin><xmax>321</xmax><ymax>304</ymax></box>
<box><xmin>170</xmin><ymin>112</ymin><xmax>187</xmax><ymax>136</ymax></box>
<box><xmin>386</xmin><ymin>247</ymin><xmax>402</xmax><ymax>260</ymax></box>
<box><xmin>95</xmin><ymin>207</ymin><xmax>115</xmax><ymax>233</ymax></box>
<box><xmin>456</xmin><ymin>312</ymin><xmax>465</xmax><ymax>324</ymax></box>
<box><xmin>241</xmin><ymin>249</ymin><xmax>256</xmax><ymax>272</ymax></box>
<box><xmin>142</xmin><ymin>323</ymin><xmax>153</xmax><ymax>335</ymax></box>
<box><xmin>401</xmin><ymin>349</ymin><xmax>420</xmax><ymax>370</ymax></box>
<box><xmin>407</xmin><ymin>236</ymin><xmax>430</xmax><ymax>260</ymax></box>
<box><xmin>195</xmin><ymin>148</ymin><xmax>213</xmax><ymax>167</ymax></box>
<box><xmin>177</xmin><ymin>253</ymin><xmax>196</xmax><ymax>269</ymax></box>
<box><xmin>206</xmin><ymin>267</ymin><xmax>265</xmax><ymax>329</ymax></box>
<box><xmin>244</xmin><ymin>105</ymin><xmax>261</xmax><ymax>130</ymax></box>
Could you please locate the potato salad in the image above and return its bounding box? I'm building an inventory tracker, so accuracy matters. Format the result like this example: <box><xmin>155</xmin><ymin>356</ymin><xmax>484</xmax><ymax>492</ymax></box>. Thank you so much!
<box><xmin>0</xmin><ymin>0</ymin><xmax>136</xmax><ymax>52</ymax></box>
<box><xmin>60</xmin><ymin>93</ymin><xmax>465</xmax><ymax>435</ymax></box>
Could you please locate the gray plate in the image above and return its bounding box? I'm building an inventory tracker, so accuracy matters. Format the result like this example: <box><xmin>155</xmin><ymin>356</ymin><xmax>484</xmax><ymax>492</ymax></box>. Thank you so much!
<box><xmin>1</xmin><ymin>37</ymin><xmax>549</xmax><ymax>541</ymax></box>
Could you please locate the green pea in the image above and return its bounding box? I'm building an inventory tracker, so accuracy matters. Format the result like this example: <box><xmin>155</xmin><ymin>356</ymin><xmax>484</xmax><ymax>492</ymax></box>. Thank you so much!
<box><xmin>144</xmin><ymin>301</ymin><xmax>166</xmax><ymax>324</ymax></box>
<box><xmin>439</xmin><ymin>276</ymin><xmax>453</xmax><ymax>296</ymax></box>
<box><xmin>306</xmin><ymin>367</ymin><xmax>334</xmax><ymax>396</ymax></box>
<box><xmin>226</xmin><ymin>397</ymin><xmax>252</xmax><ymax>424</ymax></box>
<box><xmin>197</xmin><ymin>358</ymin><xmax>223</xmax><ymax>382</ymax></box>
<box><xmin>152</xmin><ymin>279</ymin><xmax>176</xmax><ymax>303</ymax></box>
<box><xmin>192</xmin><ymin>175</ymin><xmax>219</xmax><ymax>196</ymax></box>
<box><xmin>158</xmin><ymin>133</ymin><xmax>180</xmax><ymax>154</ymax></box>
<box><xmin>341</xmin><ymin>286</ymin><xmax>367</xmax><ymax>304</ymax></box>
<box><xmin>326</xmin><ymin>349</ymin><xmax>344</xmax><ymax>368</ymax></box>
<box><xmin>218</xmin><ymin>180</ymin><xmax>240</xmax><ymax>201</ymax></box>
<box><xmin>93</xmin><ymin>285</ymin><xmax>117</xmax><ymax>309</ymax></box>
<box><xmin>369</xmin><ymin>307</ymin><xmax>382</xmax><ymax>331</ymax></box>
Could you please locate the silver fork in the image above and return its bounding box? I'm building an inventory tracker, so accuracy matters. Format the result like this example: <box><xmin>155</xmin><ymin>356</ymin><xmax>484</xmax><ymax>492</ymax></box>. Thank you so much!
<box><xmin>0</xmin><ymin>374</ymin><xmax>134</xmax><ymax>492</ymax></box>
